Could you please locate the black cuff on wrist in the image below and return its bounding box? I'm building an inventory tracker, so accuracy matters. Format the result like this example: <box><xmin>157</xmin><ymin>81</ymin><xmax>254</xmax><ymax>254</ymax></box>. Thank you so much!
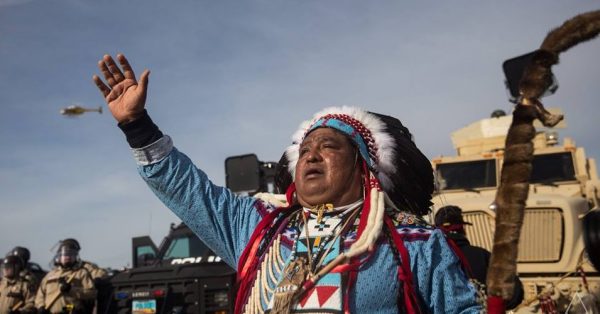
<box><xmin>118</xmin><ymin>110</ymin><xmax>164</xmax><ymax>148</ymax></box>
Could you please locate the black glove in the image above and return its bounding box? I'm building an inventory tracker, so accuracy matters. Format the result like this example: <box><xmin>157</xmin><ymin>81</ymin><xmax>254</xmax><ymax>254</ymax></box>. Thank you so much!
<box><xmin>37</xmin><ymin>307</ymin><xmax>51</xmax><ymax>314</ymax></box>
<box><xmin>8</xmin><ymin>310</ymin><xmax>19</xmax><ymax>314</ymax></box>
<box><xmin>58</xmin><ymin>277</ymin><xmax>71</xmax><ymax>293</ymax></box>
<box><xmin>6</xmin><ymin>292</ymin><xmax>23</xmax><ymax>298</ymax></box>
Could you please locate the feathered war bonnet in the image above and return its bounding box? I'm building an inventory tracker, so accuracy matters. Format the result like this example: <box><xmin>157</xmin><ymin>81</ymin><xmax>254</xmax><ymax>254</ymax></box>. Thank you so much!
<box><xmin>280</xmin><ymin>106</ymin><xmax>434</xmax><ymax>216</ymax></box>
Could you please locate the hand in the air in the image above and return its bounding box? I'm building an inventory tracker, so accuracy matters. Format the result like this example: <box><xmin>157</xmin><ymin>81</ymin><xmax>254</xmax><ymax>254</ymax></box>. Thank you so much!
<box><xmin>93</xmin><ymin>54</ymin><xmax>150</xmax><ymax>124</ymax></box>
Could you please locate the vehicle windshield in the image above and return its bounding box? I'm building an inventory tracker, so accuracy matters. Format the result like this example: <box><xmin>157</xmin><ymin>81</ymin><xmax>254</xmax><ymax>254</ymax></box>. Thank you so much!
<box><xmin>531</xmin><ymin>152</ymin><xmax>576</xmax><ymax>183</ymax></box>
<box><xmin>163</xmin><ymin>236</ymin><xmax>211</xmax><ymax>260</ymax></box>
<box><xmin>436</xmin><ymin>159</ymin><xmax>497</xmax><ymax>190</ymax></box>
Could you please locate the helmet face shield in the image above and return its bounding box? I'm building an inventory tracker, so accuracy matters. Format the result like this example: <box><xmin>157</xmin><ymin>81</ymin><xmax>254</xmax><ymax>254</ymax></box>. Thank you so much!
<box><xmin>1</xmin><ymin>263</ymin><xmax>16</xmax><ymax>279</ymax></box>
<box><xmin>58</xmin><ymin>246</ymin><xmax>79</xmax><ymax>267</ymax></box>
<box><xmin>2</xmin><ymin>256</ymin><xmax>23</xmax><ymax>279</ymax></box>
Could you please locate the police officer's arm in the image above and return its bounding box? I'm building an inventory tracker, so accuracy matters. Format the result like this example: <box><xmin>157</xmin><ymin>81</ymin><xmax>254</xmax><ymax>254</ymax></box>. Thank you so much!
<box><xmin>96</xmin><ymin>266</ymin><xmax>108</xmax><ymax>279</ymax></box>
<box><xmin>21</xmin><ymin>281</ymin><xmax>36</xmax><ymax>312</ymax></box>
<box><xmin>34</xmin><ymin>277</ymin><xmax>47</xmax><ymax>309</ymax></box>
<box><xmin>92</xmin><ymin>54</ymin><xmax>264</xmax><ymax>268</ymax></box>
<box><xmin>0</xmin><ymin>281</ymin><xmax>8</xmax><ymax>312</ymax></box>
<box><xmin>84</xmin><ymin>262</ymin><xmax>108</xmax><ymax>280</ymax></box>
<box><xmin>71</xmin><ymin>284</ymin><xmax>97</xmax><ymax>301</ymax></box>
<box><xmin>69</xmin><ymin>270</ymin><xmax>98</xmax><ymax>302</ymax></box>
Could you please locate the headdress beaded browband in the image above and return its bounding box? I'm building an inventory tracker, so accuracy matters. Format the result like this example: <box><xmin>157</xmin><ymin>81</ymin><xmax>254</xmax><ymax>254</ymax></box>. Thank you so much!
<box><xmin>286</xmin><ymin>106</ymin><xmax>398</xmax><ymax>190</ymax></box>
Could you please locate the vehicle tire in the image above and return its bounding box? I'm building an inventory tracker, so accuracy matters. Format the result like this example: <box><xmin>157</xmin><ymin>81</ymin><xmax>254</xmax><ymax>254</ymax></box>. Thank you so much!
<box><xmin>583</xmin><ymin>208</ymin><xmax>600</xmax><ymax>271</ymax></box>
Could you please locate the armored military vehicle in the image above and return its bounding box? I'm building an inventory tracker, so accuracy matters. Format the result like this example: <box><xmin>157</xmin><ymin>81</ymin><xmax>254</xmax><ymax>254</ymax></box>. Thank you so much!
<box><xmin>108</xmin><ymin>223</ymin><xmax>236</xmax><ymax>314</ymax></box>
<box><xmin>107</xmin><ymin>154</ymin><xmax>277</xmax><ymax>314</ymax></box>
<box><xmin>431</xmin><ymin>109</ymin><xmax>600</xmax><ymax>312</ymax></box>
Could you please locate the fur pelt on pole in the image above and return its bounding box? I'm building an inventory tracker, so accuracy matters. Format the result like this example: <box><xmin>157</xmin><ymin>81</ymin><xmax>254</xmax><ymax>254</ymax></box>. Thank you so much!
<box><xmin>487</xmin><ymin>10</ymin><xmax>600</xmax><ymax>307</ymax></box>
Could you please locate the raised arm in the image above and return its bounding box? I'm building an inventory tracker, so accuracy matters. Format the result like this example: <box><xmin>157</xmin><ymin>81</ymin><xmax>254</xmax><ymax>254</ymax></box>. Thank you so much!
<box><xmin>91</xmin><ymin>54</ymin><xmax>265</xmax><ymax>267</ymax></box>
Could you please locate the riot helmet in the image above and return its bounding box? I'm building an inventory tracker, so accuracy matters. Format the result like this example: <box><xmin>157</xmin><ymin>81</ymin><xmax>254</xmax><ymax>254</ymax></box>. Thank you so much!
<box><xmin>8</xmin><ymin>246</ymin><xmax>31</xmax><ymax>265</ymax></box>
<box><xmin>56</xmin><ymin>238</ymin><xmax>81</xmax><ymax>268</ymax></box>
<box><xmin>2</xmin><ymin>255</ymin><xmax>24</xmax><ymax>279</ymax></box>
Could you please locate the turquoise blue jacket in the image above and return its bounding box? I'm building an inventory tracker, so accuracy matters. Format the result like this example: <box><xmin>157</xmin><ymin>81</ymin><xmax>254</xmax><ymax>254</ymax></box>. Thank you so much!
<box><xmin>133</xmin><ymin>135</ymin><xmax>482</xmax><ymax>313</ymax></box>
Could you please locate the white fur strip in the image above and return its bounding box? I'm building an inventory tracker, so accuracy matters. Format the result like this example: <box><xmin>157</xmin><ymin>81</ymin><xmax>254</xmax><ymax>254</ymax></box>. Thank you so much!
<box><xmin>346</xmin><ymin>187</ymin><xmax>383</xmax><ymax>258</ymax></box>
<box><xmin>367</xmin><ymin>190</ymin><xmax>385</xmax><ymax>251</ymax></box>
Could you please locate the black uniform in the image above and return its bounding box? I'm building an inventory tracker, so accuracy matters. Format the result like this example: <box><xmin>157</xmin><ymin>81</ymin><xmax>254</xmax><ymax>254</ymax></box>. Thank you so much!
<box><xmin>447</xmin><ymin>232</ymin><xmax>524</xmax><ymax>310</ymax></box>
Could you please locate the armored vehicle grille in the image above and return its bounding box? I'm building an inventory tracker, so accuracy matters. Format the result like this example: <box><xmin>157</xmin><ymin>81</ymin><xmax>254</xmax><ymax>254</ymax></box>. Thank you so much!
<box><xmin>463</xmin><ymin>211</ymin><xmax>495</xmax><ymax>250</ymax></box>
<box><xmin>464</xmin><ymin>208</ymin><xmax>563</xmax><ymax>262</ymax></box>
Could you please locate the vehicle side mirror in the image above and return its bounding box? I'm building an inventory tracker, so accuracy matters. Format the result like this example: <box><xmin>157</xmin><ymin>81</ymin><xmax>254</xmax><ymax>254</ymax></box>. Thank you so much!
<box><xmin>132</xmin><ymin>236</ymin><xmax>158</xmax><ymax>268</ymax></box>
<box><xmin>225</xmin><ymin>154</ymin><xmax>261</xmax><ymax>194</ymax></box>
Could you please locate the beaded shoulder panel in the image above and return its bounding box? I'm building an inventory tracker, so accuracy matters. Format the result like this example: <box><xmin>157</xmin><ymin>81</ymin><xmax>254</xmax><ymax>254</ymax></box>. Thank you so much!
<box><xmin>390</xmin><ymin>211</ymin><xmax>434</xmax><ymax>242</ymax></box>
<box><xmin>254</xmin><ymin>197</ymin><xmax>283</xmax><ymax>217</ymax></box>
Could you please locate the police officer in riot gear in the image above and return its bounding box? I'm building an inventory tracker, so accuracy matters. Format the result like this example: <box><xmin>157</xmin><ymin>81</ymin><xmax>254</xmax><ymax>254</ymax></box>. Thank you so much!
<box><xmin>0</xmin><ymin>255</ymin><xmax>36</xmax><ymax>313</ymax></box>
<box><xmin>57</xmin><ymin>240</ymin><xmax>107</xmax><ymax>280</ymax></box>
<box><xmin>35</xmin><ymin>238</ymin><xmax>107</xmax><ymax>314</ymax></box>
<box><xmin>435</xmin><ymin>205</ymin><xmax>525</xmax><ymax>310</ymax></box>
<box><xmin>7</xmin><ymin>248</ymin><xmax>30</xmax><ymax>266</ymax></box>
<box><xmin>55</xmin><ymin>239</ymin><xmax>80</xmax><ymax>268</ymax></box>
<box><xmin>6</xmin><ymin>246</ymin><xmax>44</xmax><ymax>292</ymax></box>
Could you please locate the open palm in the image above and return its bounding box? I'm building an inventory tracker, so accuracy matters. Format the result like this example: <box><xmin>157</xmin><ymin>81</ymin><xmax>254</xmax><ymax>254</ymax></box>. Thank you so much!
<box><xmin>93</xmin><ymin>54</ymin><xmax>150</xmax><ymax>123</ymax></box>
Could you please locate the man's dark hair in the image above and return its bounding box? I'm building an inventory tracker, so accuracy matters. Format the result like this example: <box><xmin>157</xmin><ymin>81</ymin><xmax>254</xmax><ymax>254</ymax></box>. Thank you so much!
<box><xmin>275</xmin><ymin>153</ymin><xmax>292</xmax><ymax>194</ymax></box>
<box><xmin>434</xmin><ymin>205</ymin><xmax>471</xmax><ymax>227</ymax></box>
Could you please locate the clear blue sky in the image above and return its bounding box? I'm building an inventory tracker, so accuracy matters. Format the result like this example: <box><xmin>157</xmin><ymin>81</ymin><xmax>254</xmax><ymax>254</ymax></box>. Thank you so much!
<box><xmin>1</xmin><ymin>0</ymin><xmax>599</xmax><ymax>269</ymax></box>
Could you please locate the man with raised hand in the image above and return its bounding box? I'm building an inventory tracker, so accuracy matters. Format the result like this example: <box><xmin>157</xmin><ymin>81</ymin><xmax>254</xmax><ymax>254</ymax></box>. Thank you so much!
<box><xmin>93</xmin><ymin>53</ymin><xmax>481</xmax><ymax>313</ymax></box>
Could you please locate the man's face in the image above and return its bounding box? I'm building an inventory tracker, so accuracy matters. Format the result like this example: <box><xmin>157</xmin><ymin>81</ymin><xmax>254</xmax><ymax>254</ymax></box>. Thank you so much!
<box><xmin>58</xmin><ymin>247</ymin><xmax>78</xmax><ymax>267</ymax></box>
<box><xmin>59</xmin><ymin>255</ymin><xmax>74</xmax><ymax>266</ymax></box>
<box><xmin>294</xmin><ymin>128</ymin><xmax>363</xmax><ymax>207</ymax></box>
<box><xmin>2</xmin><ymin>265</ymin><xmax>15</xmax><ymax>279</ymax></box>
